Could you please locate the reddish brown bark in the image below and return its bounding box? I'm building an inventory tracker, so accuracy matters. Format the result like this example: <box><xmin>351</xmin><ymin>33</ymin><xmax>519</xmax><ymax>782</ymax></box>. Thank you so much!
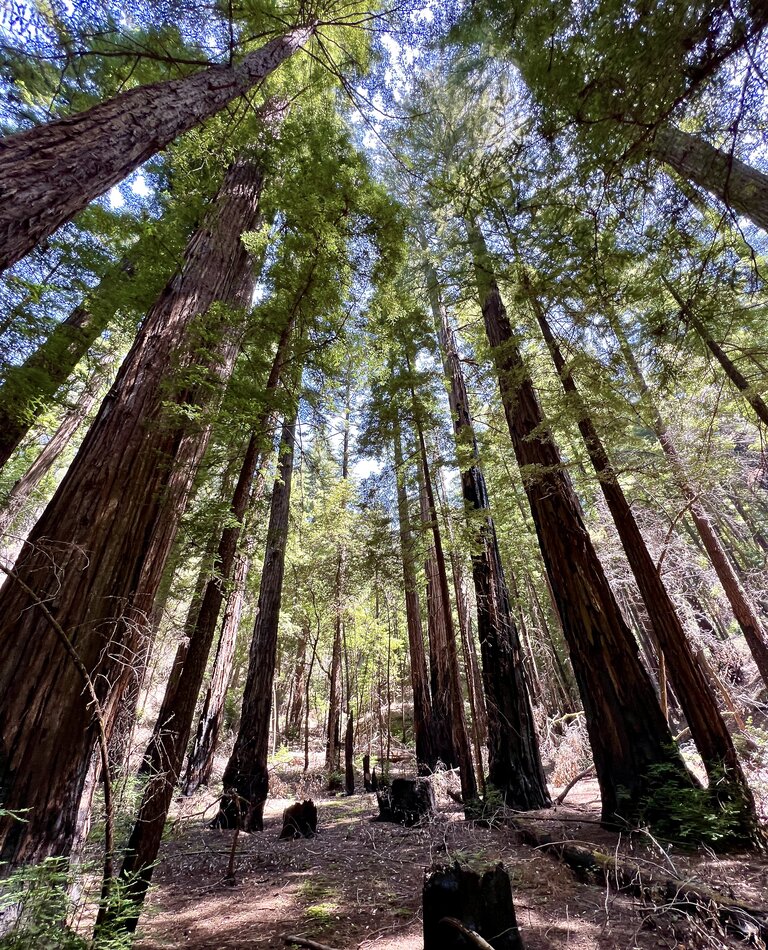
<box><xmin>414</xmin><ymin>419</ymin><xmax>477</xmax><ymax>805</ymax></box>
<box><xmin>393</xmin><ymin>418</ymin><xmax>437</xmax><ymax>773</ymax></box>
<box><xmin>0</xmin><ymin>27</ymin><xmax>314</xmax><ymax>272</ymax></box>
<box><xmin>611</xmin><ymin>314</ymin><xmax>768</xmax><ymax>688</ymax></box>
<box><xmin>429</xmin><ymin>267</ymin><xmax>550</xmax><ymax>811</ymax></box>
<box><xmin>467</xmin><ymin>219</ymin><xmax>690</xmax><ymax>824</ymax></box>
<box><xmin>529</xmin><ymin>285</ymin><xmax>759</xmax><ymax>840</ymax></box>
<box><xmin>213</xmin><ymin>409</ymin><xmax>297</xmax><ymax>830</ymax></box>
<box><xmin>0</xmin><ymin>155</ymin><xmax>264</xmax><ymax>869</ymax></box>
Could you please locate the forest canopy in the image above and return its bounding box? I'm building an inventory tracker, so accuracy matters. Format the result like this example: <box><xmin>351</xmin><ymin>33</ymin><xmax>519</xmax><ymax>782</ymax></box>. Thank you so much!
<box><xmin>0</xmin><ymin>0</ymin><xmax>768</xmax><ymax>947</ymax></box>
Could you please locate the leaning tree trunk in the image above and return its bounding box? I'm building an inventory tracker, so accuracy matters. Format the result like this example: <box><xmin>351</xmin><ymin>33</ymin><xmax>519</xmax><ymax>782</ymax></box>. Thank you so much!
<box><xmin>0</xmin><ymin>368</ymin><xmax>103</xmax><ymax>534</ymax></box>
<box><xmin>213</xmin><ymin>408</ymin><xmax>298</xmax><ymax>831</ymax></box>
<box><xmin>0</xmin><ymin>28</ymin><xmax>314</xmax><ymax>272</ymax></box>
<box><xmin>663</xmin><ymin>278</ymin><xmax>768</xmax><ymax>429</ymax></box>
<box><xmin>428</xmin><ymin>263</ymin><xmax>550</xmax><ymax>811</ymax></box>
<box><xmin>393</xmin><ymin>417</ymin><xmax>437</xmax><ymax>773</ymax></box>
<box><xmin>414</xmin><ymin>412</ymin><xmax>477</xmax><ymax>805</ymax></box>
<box><xmin>466</xmin><ymin>218</ymin><xmax>691</xmax><ymax>825</ymax></box>
<box><xmin>0</xmin><ymin>154</ymin><xmax>265</xmax><ymax>870</ymax></box>
<box><xmin>653</xmin><ymin>124</ymin><xmax>768</xmax><ymax>235</ymax></box>
<box><xmin>610</xmin><ymin>311</ymin><xmax>768</xmax><ymax>688</ymax></box>
<box><xmin>528</xmin><ymin>282</ymin><xmax>760</xmax><ymax>842</ymax></box>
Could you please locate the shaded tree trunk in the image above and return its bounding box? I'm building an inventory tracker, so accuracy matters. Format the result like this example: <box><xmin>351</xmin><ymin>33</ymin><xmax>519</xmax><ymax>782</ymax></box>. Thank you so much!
<box><xmin>428</xmin><ymin>262</ymin><xmax>549</xmax><ymax>810</ymax></box>
<box><xmin>610</xmin><ymin>312</ymin><xmax>768</xmax><ymax>687</ymax></box>
<box><xmin>286</xmin><ymin>620</ymin><xmax>310</xmax><ymax>740</ymax></box>
<box><xmin>393</xmin><ymin>417</ymin><xmax>437</xmax><ymax>773</ymax></box>
<box><xmin>0</xmin><ymin>30</ymin><xmax>314</xmax><ymax>272</ymax></box>
<box><xmin>653</xmin><ymin>124</ymin><xmax>768</xmax><ymax>235</ymax></box>
<box><xmin>213</xmin><ymin>408</ymin><xmax>298</xmax><ymax>830</ymax></box>
<box><xmin>0</xmin><ymin>369</ymin><xmax>103</xmax><ymax>533</ymax></box>
<box><xmin>414</xmin><ymin>419</ymin><xmax>477</xmax><ymax>805</ymax></box>
<box><xmin>529</xmin><ymin>285</ymin><xmax>759</xmax><ymax>839</ymax></box>
<box><xmin>663</xmin><ymin>278</ymin><xmax>768</xmax><ymax>428</ymax></box>
<box><xmin>0</xmin><ymin>154</ymin><xmax>264</xmax><ymax>869</ymax></box>
<box><xmin>467</xmin><ymin>219</ymin><xmax>690</xmax><ymax>824</ymax></box>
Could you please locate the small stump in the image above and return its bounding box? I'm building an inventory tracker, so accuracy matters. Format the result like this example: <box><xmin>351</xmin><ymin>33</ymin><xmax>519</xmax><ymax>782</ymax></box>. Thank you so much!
<box><xmin>278</xmin><ymin>800</ymin><xmax>318</xmax><ymax>840</ymax></box>
<box><xmin>375</xmin><ymin>777</ymin><xmax>435</xmax><ymax>826</ymax></box>
<box><xmin>423</xmin><ymin>862</ymin><xmax>524</xmax><ymax>950</ymax></box>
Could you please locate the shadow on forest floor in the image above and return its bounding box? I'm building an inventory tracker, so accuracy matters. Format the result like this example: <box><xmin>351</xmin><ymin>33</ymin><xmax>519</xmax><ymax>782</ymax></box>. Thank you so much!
<box><xmin>131</xmin><ymin>772</ymin><xmax>768</xmax><ymax>950</ymax></box>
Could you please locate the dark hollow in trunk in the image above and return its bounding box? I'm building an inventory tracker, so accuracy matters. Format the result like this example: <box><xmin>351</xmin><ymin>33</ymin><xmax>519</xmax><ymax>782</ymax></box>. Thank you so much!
<box><xmin>426</xmin><ymin>259</ymin><xmax>549</xmax><ymax>811</ymax></box>
<box><xmin>0</xmin><ymin>30</ymin><xmax>314</xmax><ymax>272</ymax></box>
<box><xmin>279</xmin><ymin>800</ymin><xmax>318</xmax><ymax>840</ymax></box>
<box><xmin>423</xmin><ymin>862</ymin><xmax>524</xmax><ymax>950</ymax></box>
<box><xmin>213</xmin><ymin>409</ymin><xmax>297</xmax><ymax>831</ymax></box>
<box><xmin>375</xmin><ymin>777</ymin><xmax>436</xmax><ymax>826</ymax></box>
<box><xmin>0</xmin><ymin>155</ymin><xmax>264</xmax><ymax>870</ymax></box>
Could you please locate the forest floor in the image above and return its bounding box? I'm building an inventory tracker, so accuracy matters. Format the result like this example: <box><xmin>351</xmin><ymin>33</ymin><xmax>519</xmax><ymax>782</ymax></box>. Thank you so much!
<box><xmin>129</xmin><ymin>759</ymin><xmax>768</xmax><ymax>950</ymax></box>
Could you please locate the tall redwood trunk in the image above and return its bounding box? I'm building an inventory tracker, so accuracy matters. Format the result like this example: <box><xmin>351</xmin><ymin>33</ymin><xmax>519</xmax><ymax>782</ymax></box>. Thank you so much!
<box><xmin>393</xmin><ymin>417</ymin><xmax>437</xmax><ymax>773</ymax></box>
<box><xmin>414</xmin><ymin>418</ymin><xmax>477</xmax><ymax>804</ymax></box>
<box><xmin>213</xmin><ymin>408</ymin><xmax>298</xmax><ymax>830</ymax></box>
<box><xmin>0</xmin><ymin>28</ymin><xmax>314</xmax><ymax>272</ymax></box>
<box><xmin>0</xmin><ymin>154</ymin><xmax>264</xmax><ymax>869</ymax></box>
<box><xmin>467</xmin><ymin>219</ymin><xmax>690</xmax><ymax>824</ymax></box>
<box><xmin>0</xmin><ymin>369</ymin><xmax>103</xmax><ymax>533</ymax></box>
<box><xmin>653</xmin><ymin>124</ymin><xmax>768</xmax><ymax>234</ymax></box>
<box><xmin>610</xmin><ymin>312</ymin><xmax>768</xmax><ymax>687</ymax></box>
<box><xmin>0</xmin><ymin>256</ymin><xmax>140</xmax><ymax>469</ymax></box>
<box><xmin>663</xmin><ymin>278</ymin><xmax>768</xmax><ymax>428</ymax></box>
<box><xmin>429</xmin><ymin>266</ymin><xmax>549</xmax><ymax>810</ymax></box>
<box><xmin>528</xmin><ymin>284</ymin><xmax>759</xmax><ymax>840</ymax></box>
<box><xmin>285</xmin><ymin>620</ymin><xmax>311</xmax><ymax>740</ymax></box>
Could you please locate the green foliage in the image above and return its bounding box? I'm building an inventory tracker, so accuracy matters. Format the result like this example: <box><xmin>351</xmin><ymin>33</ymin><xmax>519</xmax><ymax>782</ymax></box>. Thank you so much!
<box><xmin>639</xmin><ymin>762</ymin><xmax>759</xmax><ymax>850</ymax></box>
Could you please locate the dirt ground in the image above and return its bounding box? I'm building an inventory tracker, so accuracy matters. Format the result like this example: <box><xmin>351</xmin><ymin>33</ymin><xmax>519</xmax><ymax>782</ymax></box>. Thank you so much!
<box><xmin>130</xmin><ymin>774</ymin><xmax>768</xmax><ymax>950</ymax></box>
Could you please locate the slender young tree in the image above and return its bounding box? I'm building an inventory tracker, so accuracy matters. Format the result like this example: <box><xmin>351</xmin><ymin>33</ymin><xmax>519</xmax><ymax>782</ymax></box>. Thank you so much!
<box><xmin>213</xmin><ymin>404</ymin><xmax>299</xmax><ymax>830</ymax></box>
<box><xmin>392</xmin><ymin>414</ymin><xmax>437</xmax><ymax>772</ymax></box>
<box><xmin>525</xmin><ymin>277</ymin><xmax>760</xmax><ymax>842</ymax></box>
<box><xmin>466</xmin><ymin>218</ymin><xmax>692</xmax><ymax>824</ymax></box>
<box><xmin>0</xmin><ymin>151</ymin><xmax>266</xmax><ymax>868</ymax></box>
<box><xmin>426</xmin><ymin>260</ymin><xmax>550</xmax><ymax>810</ymax></box>
<box><xmin>0</xmin><ymin>26</ymin><xmax>315</xmax><ymax>272</ymax></box>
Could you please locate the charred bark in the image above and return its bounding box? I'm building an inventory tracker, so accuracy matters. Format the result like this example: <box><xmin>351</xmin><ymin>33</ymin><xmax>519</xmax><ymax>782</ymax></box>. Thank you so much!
<box><xmin>0</xmin><ymin>155</ymin><xmax>264</xmax><ymax>869</ymax></box>
<box><xmin>427</xmin><ymin>261</ymin><xmax>549</xmax><ymax>811</ymax></box>
<box><xmin>467</xmin><ymin>219</ymin><xmax>691</xmax><ymax>825</ymax></box>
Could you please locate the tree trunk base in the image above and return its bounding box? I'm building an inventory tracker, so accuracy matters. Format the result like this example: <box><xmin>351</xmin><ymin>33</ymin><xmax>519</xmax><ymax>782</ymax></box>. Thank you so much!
<box><xmin>423</xmin><ymin>862</ymin><xmax>524</xmax><ymax>949</ymax></box>
<box><xmin>375</xmin><ymin>777</ymin><xmax>435</xmax><ymax>826</ymax></box>
<box><xmin>279</xmin><ymin>800</ymin><xmax>318</xmax><ymax>840</ymax></box>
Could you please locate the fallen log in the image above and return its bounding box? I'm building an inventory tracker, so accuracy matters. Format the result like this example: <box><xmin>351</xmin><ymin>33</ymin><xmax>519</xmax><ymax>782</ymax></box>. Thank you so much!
<box><xmin>284</xmin><ymin>937</ymin><xmax>340</xmax><ymax>950</ymax></box>
<box><xmin>513</xmin><ymin>821</ymin><xmax>768</xmax><ymax>944</ymax></box>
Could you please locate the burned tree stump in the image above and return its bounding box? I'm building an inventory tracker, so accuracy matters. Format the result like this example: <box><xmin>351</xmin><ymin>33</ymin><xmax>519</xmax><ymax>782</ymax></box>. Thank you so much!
<box><xmin>375</xmin><ymin>777</ymin><xmax>435</xmax><ymax>826</ymax></box>
<box><xmin>423</xmin><ymin>862</ymin><xmax>523</xmax><ymax>950</ymax></box>
<box><xmin>278</xmin><ymin>800</ymin><xmax>318</xmax><ymax>840</ymax></box>
<box><xmin>363</xmin><ymin>754</ymin><xmax>373</xmax><ymax>792</ymax></box>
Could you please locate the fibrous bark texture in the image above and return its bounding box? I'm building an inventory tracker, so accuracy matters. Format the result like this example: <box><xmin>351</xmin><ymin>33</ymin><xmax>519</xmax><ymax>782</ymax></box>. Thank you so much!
<box><xmin>0</xmin><ymin>27</ymin><xmax>314</xmax><ymax>272</ymax></box>
<box><xmin>467</xmin><ymin>219</ymin><xmax>690</xmax><ymax>824</ymax></box>
<box><xmin>428</xmin><ymin>261</ymin><xmax>549</xmax><ymax>811</ymax></box>
<box><xmin>529</xmin><ymin>283</ymin><xmax>760</xmax><ymax>844</ymax></box>
<box><xmin>214</xmin><ymin>410</ymin><xmax>297</xmax><ymax>831</ymax></box>
<box><xmin>0</xmin><ymin>154</ymin><xmax>264</xmax><ymax>869</ymax></box>
<box><xmin>654</xmin><ymin>124</ymin><xmax>768</xmax><ymax>234</ymax></box>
